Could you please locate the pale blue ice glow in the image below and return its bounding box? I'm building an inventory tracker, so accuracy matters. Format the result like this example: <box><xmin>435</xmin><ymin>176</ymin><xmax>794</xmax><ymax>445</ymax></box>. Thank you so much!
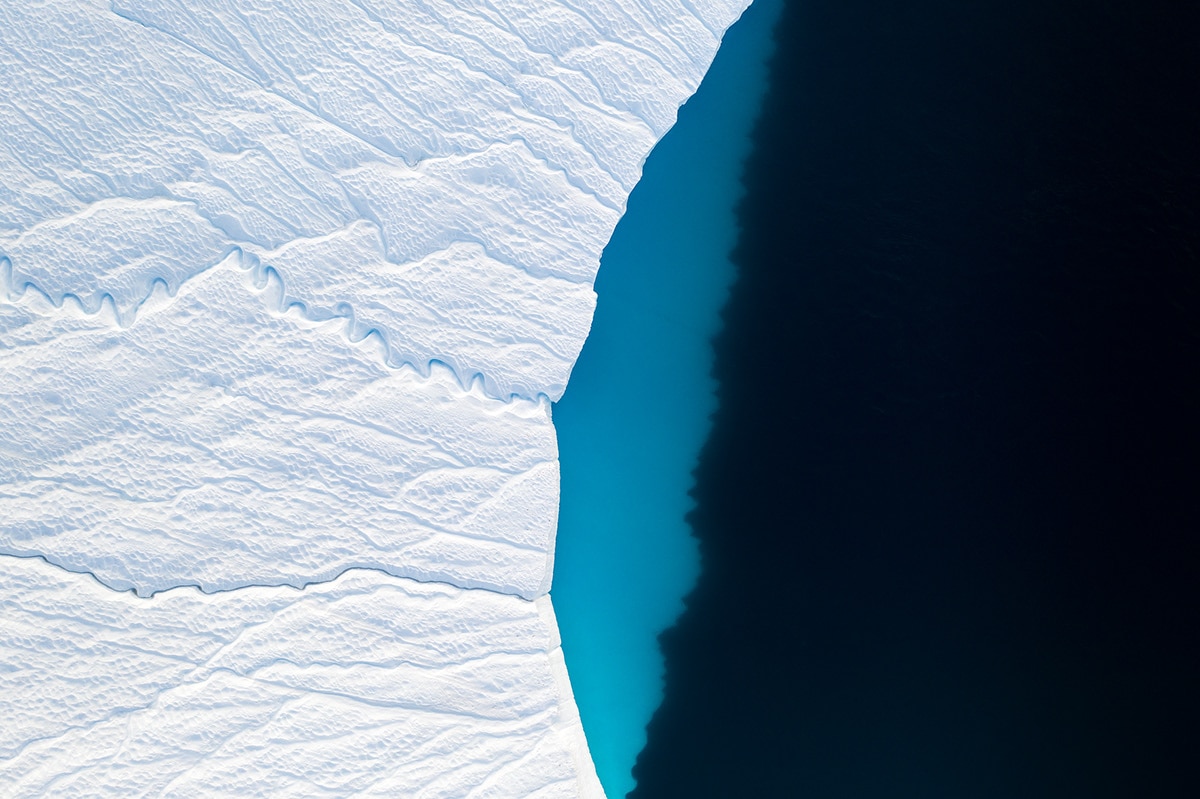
<box><xmin>550</xmin><ymin>1</ymin><xmax>784</xmax><ymax>795</ymax></box>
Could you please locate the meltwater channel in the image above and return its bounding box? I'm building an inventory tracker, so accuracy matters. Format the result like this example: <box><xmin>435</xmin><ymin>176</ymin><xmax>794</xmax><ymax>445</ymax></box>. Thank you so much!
<box><xmin>550</xmin><ymin>2</ymin><xmax>783</xmax><ymax>796</ymax></box>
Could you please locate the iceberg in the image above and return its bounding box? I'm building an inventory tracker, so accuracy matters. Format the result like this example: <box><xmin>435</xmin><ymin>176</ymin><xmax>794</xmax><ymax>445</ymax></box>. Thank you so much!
<box><xmin>0</xmin><ymin>0</ymin><xmax>750</xmax><ymax>794</ymax></box>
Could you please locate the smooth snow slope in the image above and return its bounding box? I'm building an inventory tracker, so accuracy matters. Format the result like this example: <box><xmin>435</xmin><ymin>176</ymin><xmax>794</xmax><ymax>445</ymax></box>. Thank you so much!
<box><xmin>0</xmin><ymin>0</ymin><xmax>750</xmax><ymax>794</ymax></box>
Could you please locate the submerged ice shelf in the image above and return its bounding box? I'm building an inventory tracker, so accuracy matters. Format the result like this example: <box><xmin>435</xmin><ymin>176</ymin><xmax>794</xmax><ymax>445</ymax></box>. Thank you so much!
<box><xmin>0</xmin><ymin>0</ymin><xmax>751</xmax><ymax>794</ymax></box>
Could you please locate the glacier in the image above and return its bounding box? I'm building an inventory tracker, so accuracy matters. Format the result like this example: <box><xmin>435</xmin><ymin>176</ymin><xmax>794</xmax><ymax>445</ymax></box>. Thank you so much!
<box><xmin>0</xmin><ymin>0</ymin><xmax>749</xmax><ymax>795</ymax></box>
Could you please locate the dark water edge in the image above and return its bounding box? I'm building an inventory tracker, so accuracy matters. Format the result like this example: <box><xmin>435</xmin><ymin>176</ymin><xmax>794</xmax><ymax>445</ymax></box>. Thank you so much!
<box><xmin>631</xmin><ymin>1</ymin><xmax>1199</xmax><ymax>797</ymax></box>
<box><xmin>550</xmin><ymin>3</ymin><xmax>782</xmax><ymax>795</ymax></box>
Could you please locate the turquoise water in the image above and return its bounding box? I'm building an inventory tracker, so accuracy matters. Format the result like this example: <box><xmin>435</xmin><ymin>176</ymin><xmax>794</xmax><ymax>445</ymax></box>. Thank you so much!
<box><xmin>550</xmin><ymin>2</ymin><xmax>782</xmax><ymax>796</ymax></box>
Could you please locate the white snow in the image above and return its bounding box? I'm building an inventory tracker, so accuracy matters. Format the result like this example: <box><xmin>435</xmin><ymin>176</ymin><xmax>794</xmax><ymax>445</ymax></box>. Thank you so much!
<box><xmin>0</xmin><ymin>257</ymin><xmax>561</xmax><ymax>599</ymax></box>
<box><xmin>0</xmin><ymin>0</ymin><xmax>751</xmax><ymax>794</ymax></box>
<box><xmin>0</xmin><ymin>0</ymin><xmax>738</xmax><ymax>400</ymax></box>
<box><xmin>0</xmin><ymin>556</ymin><xmax>603</xmax><ymax>798</ymax></box>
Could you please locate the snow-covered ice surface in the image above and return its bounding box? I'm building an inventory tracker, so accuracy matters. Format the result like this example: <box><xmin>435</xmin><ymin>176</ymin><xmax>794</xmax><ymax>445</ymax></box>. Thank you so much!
<box><xmin>0</xmin><ymin>557</ymin><xmax>599</xmax><ymax>798</ymax></box>
<box><xmin>0</xmin><ymin>0</ymin><xmax>749</xmax><ymax>794</ymax></box>
<box><xmin>0</xmin><ymin>0</ymin><xmax>744</xmax><ymax>400</ymax></box>
<box><xmin>0</xmin><ymin>258</ymin><xmax>561</xmax><ymax>600</ymax></box>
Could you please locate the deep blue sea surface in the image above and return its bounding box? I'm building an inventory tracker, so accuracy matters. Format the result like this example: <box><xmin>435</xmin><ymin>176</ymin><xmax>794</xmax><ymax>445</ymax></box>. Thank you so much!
<box><xmin>627</xmin><ymin>1</ymin><xmax>1199</xmax><ymax>797</ymax></box>
<box><xmin>549</xmin><ymin>1</ymin><xmax>782</xmax><ymax>795</ymax></box>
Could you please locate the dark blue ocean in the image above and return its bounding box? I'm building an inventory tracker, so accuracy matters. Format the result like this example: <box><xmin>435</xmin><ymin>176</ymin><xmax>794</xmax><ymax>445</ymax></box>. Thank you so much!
<box><xmin>626</xmin><ymin>1</ymin><xmax>1195</xmax><ymax>797</ymax></box>
<box><xmin>549</xmin><ymin>1</ymin><xmax>782</xmax><ymax>796</ymax></box>
<box><xmin>560</xmin><ymin>0</ymin><xmax>1198</xmax><ymax>797</ymax></box>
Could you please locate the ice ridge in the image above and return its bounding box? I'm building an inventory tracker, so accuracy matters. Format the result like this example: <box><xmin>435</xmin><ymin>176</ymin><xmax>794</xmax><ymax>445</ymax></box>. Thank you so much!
<box><xmin>1</xmin><ymin>257</ymin><xmax>562</xmax><ymax>600</ymax></box>
<box><xmin>0</xmin><ymin>0</ymin><xmax>752</xmax><ymax>795</ymax></box>
<box><xmin>2</xmin><ymin>236</ymin><xmax>588</xmax><ymax>405</ymax></box>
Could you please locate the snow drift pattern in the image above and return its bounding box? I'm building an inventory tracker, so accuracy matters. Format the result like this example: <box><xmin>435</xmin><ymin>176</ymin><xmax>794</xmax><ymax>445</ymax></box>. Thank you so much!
<box><xmin>0</xmin><ymin>557</ymin><xmax>602</xmax><ymax>798</ymax></box>
<box><xmin>0</xmin><ymin>0</ymin><xmax>750</xmax><ymax>794</ymax></box>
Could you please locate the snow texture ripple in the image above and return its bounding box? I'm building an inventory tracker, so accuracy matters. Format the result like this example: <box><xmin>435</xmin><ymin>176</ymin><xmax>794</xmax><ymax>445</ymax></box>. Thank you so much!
<box><xmin>0</xmin><ymin>0</ymin><xmax>750</xmax><ymax>794</ymax></box>
<box><xmin>0</xmin><ymin>557</ymin><xmax>600</xmax><ymax>798</ymax></box>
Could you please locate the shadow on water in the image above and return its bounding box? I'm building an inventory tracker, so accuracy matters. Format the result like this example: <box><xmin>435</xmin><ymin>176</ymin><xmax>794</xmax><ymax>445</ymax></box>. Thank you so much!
<box><xmin>632</xmin><ymin>0</ymin><xmax>1199</xmax><ymax>797</ymax></box>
